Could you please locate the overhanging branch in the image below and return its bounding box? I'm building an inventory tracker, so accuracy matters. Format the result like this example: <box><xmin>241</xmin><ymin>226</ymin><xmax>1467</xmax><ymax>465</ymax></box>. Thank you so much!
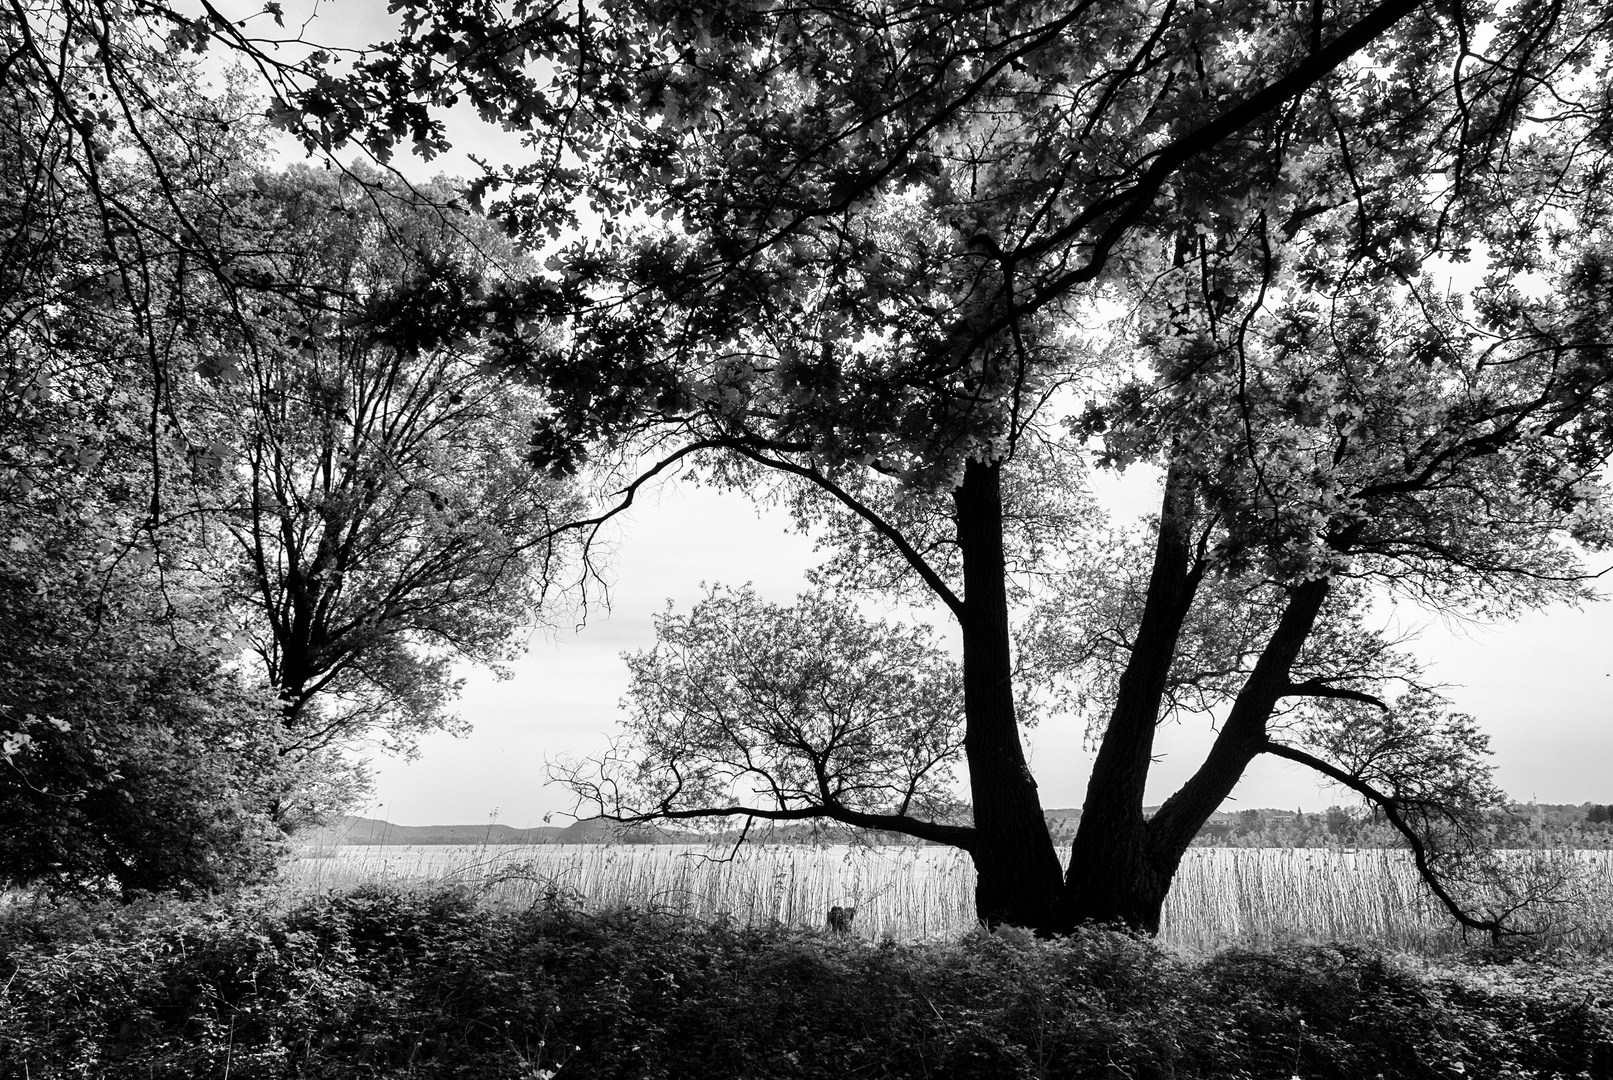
<box><xmin>593</xmin><ymin>801</ymin><xmax>978</xmax><ymax>851</ymax></box>
<box><xmin>732</xmin><ymin>446</ymin><xmax>966</xmax><ymax>618</ymax></box>
<box><xmin>1283</xmin><ymin>679</ymin><xmax>1389</xmax><ymax>709</ymax></box>
<box><xmin>1261</xmin><ymin>739</ymin><xmax>1511</xmax><ymax>938</ymax></box>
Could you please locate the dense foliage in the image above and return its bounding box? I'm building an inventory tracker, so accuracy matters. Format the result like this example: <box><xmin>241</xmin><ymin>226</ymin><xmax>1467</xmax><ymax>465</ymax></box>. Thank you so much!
<box><xmin>0</xmin><ymin>9</ymin><xmax>292</xmax><ymax>894</ymax></box>
<box><xmin>2</xmin><ymin>886</ymin><xmax>1611</xmax><ymax>1079</ymax></box>
<box><xmin>0</xmin><ymin>535</ymin><xmax>289</xmax><ymax>898</ymax></box>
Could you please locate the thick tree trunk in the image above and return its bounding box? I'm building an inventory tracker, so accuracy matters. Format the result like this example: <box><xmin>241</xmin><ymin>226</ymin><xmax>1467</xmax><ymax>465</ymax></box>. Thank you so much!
<box><xmin>1144</xmin><ymin>576</ymin><xmax>1333</xmax><ymax>874</ymax></box>
<box><xmin>1057</xmin><ymin>460</ymin><xmax>1202</xmax><ymax>931</ymax></box>
<box><xmin>1060</xmin><ymin>574</ymin><xmax>1334</xmax><ymax>934</ymax></box>
<box><xmin>954</xmin><ymin>458</ymin><xmax>1065</xmax><ymax>928</ymax></box>
<box><xmin>1048</xmin><ymin>454</ymin><xmax>1342</xmax><ymax>933</ymax></box>
<box><xmin>941</xmin><ymin>458</ymin><xmax>1340</xmax><ymax>936</ymax></box>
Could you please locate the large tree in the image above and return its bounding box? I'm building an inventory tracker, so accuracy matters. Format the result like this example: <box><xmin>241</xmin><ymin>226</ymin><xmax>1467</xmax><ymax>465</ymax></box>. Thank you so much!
<box><xmin>279</xmin><ymin>0</ymin><xmax>1613</xmax><ymax>932</ymax></box>
<box><xmin>0</xmin><ymin>0</ymin><xmax>314</xmax><ymax>892</ymax></box>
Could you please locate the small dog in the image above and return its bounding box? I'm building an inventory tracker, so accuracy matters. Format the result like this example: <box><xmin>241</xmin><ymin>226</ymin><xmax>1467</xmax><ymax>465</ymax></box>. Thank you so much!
<box><xmin>826</xmin><ymin>905</ymin><xmax>857</xmax><ymax>934</ymax></box>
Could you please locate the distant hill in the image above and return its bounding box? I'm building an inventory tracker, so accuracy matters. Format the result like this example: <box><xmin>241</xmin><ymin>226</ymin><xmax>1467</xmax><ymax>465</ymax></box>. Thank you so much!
<box><xmin>309</xmin><ymin>806</ymin><xmax>1253</xmax><ymax>847</ymax></box>
<box><xmin>307</xmin><ymin>802</ymin><xmax>1613</xmax><ymax>848</ymax></box>
<box><xmin>310</xmin><ymin>816</ymin><xmax>696</xmax><ymax>846</ymax></box>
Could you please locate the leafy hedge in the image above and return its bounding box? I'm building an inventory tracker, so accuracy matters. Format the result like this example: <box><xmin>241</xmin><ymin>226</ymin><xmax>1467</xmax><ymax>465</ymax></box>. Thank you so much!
<box><xmin>2</xmin><ymin>886</ymin><xmax>1610</xmax><ymax>1078</ymax></box>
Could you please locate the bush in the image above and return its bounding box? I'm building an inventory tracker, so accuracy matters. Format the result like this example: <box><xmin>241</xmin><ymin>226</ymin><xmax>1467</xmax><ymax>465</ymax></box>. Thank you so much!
<box><xmin>0</xmin><ymin>553</ymin><xmax>293</xmax><ymax>899</ymax></box>
<box><xmin>2</xmin><ymin>886</ymin><xmax>1610</xmax><ymax>1078</ymax></box>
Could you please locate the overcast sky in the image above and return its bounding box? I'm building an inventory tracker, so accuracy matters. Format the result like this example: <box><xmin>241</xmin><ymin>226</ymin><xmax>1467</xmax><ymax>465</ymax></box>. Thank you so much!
<box><xmin>360</xmin><ymin>465</ymin><xmax>1613</xmax><ymax>827</ymax></box>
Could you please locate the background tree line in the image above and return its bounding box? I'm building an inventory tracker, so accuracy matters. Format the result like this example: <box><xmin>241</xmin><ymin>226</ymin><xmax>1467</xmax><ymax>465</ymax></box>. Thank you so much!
<box><xmin>1184</xmin><ymin>804</ymin><xmax>1613</xmax><ymax>849</ymax></box>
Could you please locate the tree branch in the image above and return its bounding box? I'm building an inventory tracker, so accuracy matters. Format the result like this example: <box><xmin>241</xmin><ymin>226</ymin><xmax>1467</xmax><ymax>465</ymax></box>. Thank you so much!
<box><xmin>538</xmin><ymin>439</ymin><xmax>728</xmax><ymax>541</ymax></box>
<box><xmin>1283</xmin><ymin>679</ymin><xmax>1389</xmax><ymax>710</ymax></box>
<box><xmin>1261</xmin><ymin>739</ymin><xmax>1512</xmax><ymax>938</ymax></box>
<box><xmin>595</xmin><ymin>801</ymin><xmax>977</xmax><ymax>851</ymax></box>
<box><xmin>732</xmin><ymin>446</ymin><xmax>966</xmax><ymax>618</ymax></box>
<box><xmin>1018</xmin><ymin>0</ymin><xmax>1422</xmax><ymax>281</ymax></box>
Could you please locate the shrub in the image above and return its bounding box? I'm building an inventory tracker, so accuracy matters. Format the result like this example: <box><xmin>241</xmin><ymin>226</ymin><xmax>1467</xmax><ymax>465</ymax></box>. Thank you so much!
<box><xmin>2</xmin><ymin>886</ymin><xmax>1610</xmax><ymax>1078</ymax></box>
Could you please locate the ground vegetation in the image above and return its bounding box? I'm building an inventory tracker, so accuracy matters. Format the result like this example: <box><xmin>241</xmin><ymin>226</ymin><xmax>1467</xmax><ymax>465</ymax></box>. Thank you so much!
<box><xmin>2</xmin><ymin>887</ymin><xmax>1611</xmax><ymax>1079</ymax></box>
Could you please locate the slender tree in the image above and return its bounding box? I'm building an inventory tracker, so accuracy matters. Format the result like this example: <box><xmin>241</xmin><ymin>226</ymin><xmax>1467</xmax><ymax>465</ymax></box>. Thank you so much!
<box><xmin>177</xmin><ymin>165</ymin><xmax>581</xmax><ymax>754</ymax></box>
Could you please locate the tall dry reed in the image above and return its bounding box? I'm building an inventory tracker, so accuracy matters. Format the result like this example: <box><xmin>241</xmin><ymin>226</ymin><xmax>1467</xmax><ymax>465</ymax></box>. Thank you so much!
<box><xmin>287</xmin><ymin>842</ymin><xmax>1613</xmax><ymax>952</ymax></box>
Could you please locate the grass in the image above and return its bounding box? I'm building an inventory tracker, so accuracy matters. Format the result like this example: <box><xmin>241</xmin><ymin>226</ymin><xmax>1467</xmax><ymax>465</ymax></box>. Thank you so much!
<box><xmin>286</xmin><ymin>841</ymin><xmax>1613</xmax><ymax>954</ymax></box>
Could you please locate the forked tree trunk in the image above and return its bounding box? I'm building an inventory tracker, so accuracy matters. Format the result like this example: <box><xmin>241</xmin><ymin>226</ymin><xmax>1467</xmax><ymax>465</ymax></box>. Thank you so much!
<box><xmin>1058</xmin><ymin>568</ymin><xmax>1334</xmax><ymax>934</ymax></box>
<box><xmin>1135</xmin><ymin>575</ymin><xmax>1334</xmax><ymax>927</ymax></box>
<box><xmin>949</xmin><ymin>457</ymin><xmax>1338</xmax><ymax>935</ymax></box>
<box><xmin>1057</xmin><ymin>459</ymin><xmax>1202</xmax><ymax>931</ymax></box>
<box><xmin>823</xmin><ymin>438</ymin><xmax>1353</xmax><ymax>935</ymax></box>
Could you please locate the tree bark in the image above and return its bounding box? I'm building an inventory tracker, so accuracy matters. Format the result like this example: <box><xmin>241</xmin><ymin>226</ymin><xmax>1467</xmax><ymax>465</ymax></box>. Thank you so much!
<box><xmin>1146</xmin><ymin>576</ymin><xmax>1333</xmax><ymax>871</ymax></box>
<box><xmin>1046</xmin><ymin>458</ymin><xmax>1342</xmax><ymax>934</ymax></box>
<box><xmin>1087</xmin><ymin>574</ymin><xmax>1333</xmax><ymax>933</ymax></box>
<box><xmin>1058</xmin><ymin>459</ymin><xmax>1202</xmax><ymax>931</ymax></box>
<box><xmin>954</xmin><ymin>458</ymin><xmax>1065</xmax><ymax>928</ymax></box>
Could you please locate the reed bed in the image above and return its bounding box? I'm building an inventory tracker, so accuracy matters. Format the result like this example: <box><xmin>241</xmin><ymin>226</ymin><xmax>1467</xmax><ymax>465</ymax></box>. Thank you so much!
<box><xmin>287</xmin><ymin>842</ymin><xmax>1613</xmax><ymax>953</ymax></box>
<box><xmin>290</xmin><ymin>842</ymin><xmax>977</xmax><ymax>942</ymax></box>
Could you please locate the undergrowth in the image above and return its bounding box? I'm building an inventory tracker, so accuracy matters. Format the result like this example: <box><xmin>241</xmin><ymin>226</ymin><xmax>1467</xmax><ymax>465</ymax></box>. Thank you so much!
<box><xmin>1</xmin><ymin>885</ymin><xmax>1610</xmax><ymax>1078</ymax></box>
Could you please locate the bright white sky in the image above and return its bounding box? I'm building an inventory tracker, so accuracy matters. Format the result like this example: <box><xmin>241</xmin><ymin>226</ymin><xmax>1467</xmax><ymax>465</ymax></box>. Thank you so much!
<box><xmin>224</xmin><ymin>0</ymin><xmax>1613</xmax><ymax>828</ymax></box>
<box><xmin>361</xmin><ymin>465</ymin><xmax>1613</xmax><ymax>827</ymax></box>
